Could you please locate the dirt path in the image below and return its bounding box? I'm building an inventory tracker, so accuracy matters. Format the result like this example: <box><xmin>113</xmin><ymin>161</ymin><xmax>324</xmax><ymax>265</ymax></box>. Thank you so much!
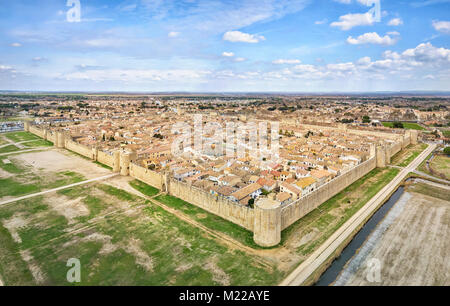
<box><xmin>0</xmin><ymin>173</ymin><xmax>119</xmax><ymax>207</ymax></box>
<box><xmin>0</xmin><ymin>147</ymin><xmax>51</xmax><ymax>157</ymax></box>
<box><xmin>146</xmin><ymin>196</ymin><xmax>275</xmax><ymax>269</ymax></box>
<box><xmin>0</xmin><ymin>139</ymin><xmax>39</xmax><ymax>149</ymax></box>
<box><xmin>0</xmin><ymin>274</ymin><xmax>3</xmax><ymax>286</ymax></box>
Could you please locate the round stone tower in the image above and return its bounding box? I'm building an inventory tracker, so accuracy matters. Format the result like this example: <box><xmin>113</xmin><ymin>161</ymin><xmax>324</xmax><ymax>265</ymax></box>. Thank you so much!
<box><xmin>112</xmin><ymin>151</ymin><xmax>120</xmax><ymax>173</ymax></box>
<box><xmin>253</xmin><ymin>198</ymin><xmax>282</xmax><ymax>247</ymax></box>
<box><xmin>376</xmin><ymin>145</ymin><xmax>386</xmax><ymax>168</ymax></box>
<box><xmin>120</xmin><ymin>152</ymin><xmax>131</xmax><ymax>176</ymax></box>
<box><xmin>409</xmin><ymin>130</ymin><xmax>419</xmax><ymax>145</ymax></box>
<box><xmin>56</xmin><ymin>132</ymin><xmax>65</xmax><ymax>149</ymax></box>
<box><xmin>24</xmin><ymin>121</ymin><xmax>30</xmax><ymax>132</ymax></box>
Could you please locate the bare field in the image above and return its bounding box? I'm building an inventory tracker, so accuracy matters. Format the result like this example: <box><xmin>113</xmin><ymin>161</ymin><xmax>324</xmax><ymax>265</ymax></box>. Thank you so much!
<box><xmin>12</xmin><ymin>149</ymin><xmax>111</xmax><ymax>179</ymax></box>
<box><xmin>337</xmin><ymin>187</ymin><xmax>450</xmax><ymax>286</ymax></box>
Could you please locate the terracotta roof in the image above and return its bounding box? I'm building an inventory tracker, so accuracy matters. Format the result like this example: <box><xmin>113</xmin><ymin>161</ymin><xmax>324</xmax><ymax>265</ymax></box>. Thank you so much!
<box><xmin>231</xmin><ymin>183</ymin><xmax>262</xmax><ymax>201</ymax></box>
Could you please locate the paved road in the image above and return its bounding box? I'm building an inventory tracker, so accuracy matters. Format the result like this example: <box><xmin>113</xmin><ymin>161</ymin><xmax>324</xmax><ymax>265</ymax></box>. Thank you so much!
<box><xmin>280</xmin><ymin>143</ymin><xmax>436</xmax><ymax>286</ymax></box>
<box><xmin>0</xmin><ymin>173</ymin><xmax>119</xmax><ymax>207</ymax></box>
<box><xmin>413</xmin><ymin>170</ymin><xmax>450</xmax><ymax>185</ymax></box>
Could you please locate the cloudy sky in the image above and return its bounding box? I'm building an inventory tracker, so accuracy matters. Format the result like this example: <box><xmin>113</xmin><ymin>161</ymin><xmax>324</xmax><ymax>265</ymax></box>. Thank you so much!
<box><xmin>1</xmin><ymin>0</ymin><xmax>449</xmax><ymax>92</ymax></box>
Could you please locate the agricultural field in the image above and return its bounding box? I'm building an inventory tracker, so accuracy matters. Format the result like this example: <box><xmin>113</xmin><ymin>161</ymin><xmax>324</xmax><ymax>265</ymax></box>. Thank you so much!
<box><xmin>382</xmin><ymin>122</ymin><xmax>426</xmax><ymax>130</ymax></box>
<box><xmin>337</xmin><ymin>181</ymin><xmax>450</xmax><ymax>286</ymax></box>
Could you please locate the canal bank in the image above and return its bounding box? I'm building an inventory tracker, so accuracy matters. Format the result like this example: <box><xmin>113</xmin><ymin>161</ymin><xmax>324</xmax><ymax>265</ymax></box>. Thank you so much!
<box><xmin>315</xmin><ymin>176</ymin><xmax>450</xmax><ymax>286</ymax></box>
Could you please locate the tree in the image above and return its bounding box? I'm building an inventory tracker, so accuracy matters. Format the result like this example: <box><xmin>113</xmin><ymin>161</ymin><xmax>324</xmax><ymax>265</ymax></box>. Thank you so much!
<box><xmin>393</xmin><ymin>122</ymin><xmax>404</xmax><ymax>129</ymax></box>
<box><xmin>362</xmin><ymin>116</ymin><xmax>371</xmax><ymax>123</ymax></box>
<box><xmin>248</xmin><ymin>198</ymin><xmax>255</xmax><ymax>208</ymax></box>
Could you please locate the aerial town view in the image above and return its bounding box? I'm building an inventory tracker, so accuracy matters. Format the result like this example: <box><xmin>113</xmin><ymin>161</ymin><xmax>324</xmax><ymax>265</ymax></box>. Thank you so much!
<box><xmin>0</xmin><ymin>0</ymin><xmax>449</xmax><ymax>295</ymax></box>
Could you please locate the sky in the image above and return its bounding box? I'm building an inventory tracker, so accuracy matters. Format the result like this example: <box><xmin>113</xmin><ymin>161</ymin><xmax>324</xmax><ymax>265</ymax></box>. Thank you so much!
<box><xmin>0</xmin><ymin>0</ymin><xmax>449</xmax><ymax>92</ymax></box>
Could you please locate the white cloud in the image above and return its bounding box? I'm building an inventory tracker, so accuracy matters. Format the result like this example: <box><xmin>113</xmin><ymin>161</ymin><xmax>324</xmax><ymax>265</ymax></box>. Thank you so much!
<box><xmin>222</xmin><ymin>52</ymin><xmax>235</xmax><ymax>57</ymax></box>
<box><xmin>333</xmin><ymin>0</ymin><xmax>352</xmax><ymax>3</ymax></box>
<box><xmin>388</xmin><ymin>18</ymin><xmax>403</xmax><ymax>26</ymax></box>
<box><xmin>223</xmin><ymin>31</ymin><xmax>265</xmax><ymax>43</ymax></box>
<box><xmin>314</xmin><ymin>19</ymin><xmax>327</xmax><ymax>25</ymax></box>
<box><xmin>401</xmin><ymin>42</ymin><xmax>450</xmax><ymax>63</ymax></box>
<box><xmin>432</xmin><ymin>20</ymin><xmax>450</xmax><ymax>34</ymax></box>
<box><xmin>347</xmin><ymin>32</ymin><xmax>398</xmax><ymax>45</ymax></box>
<box><xmin>234</xmin><ymin>57</ymin><xmax>246</xmax><ymax>62</ymax></box>
<box><xmin>272</xmin><ymin>59</ymin><xmax>301</xmax><ymax>64</ymax></box>
<box><xmin>10</xmin><ymin>43</ymin><xmax>22</xmax><ymax>47</ymax></box>
<box><xmin>331</xmin><ymin>13</ymin><xmax>374</xmax><ymax>30</ymax></box>
<box><xmin>0</xmin><ymin>65</ymin><xmax>13</xmax><ymax>71</ymax></box>
<box><xmin>168</xmin><ymin>31</ymin><xmax>180</xmax><ymax>38</ymax></box>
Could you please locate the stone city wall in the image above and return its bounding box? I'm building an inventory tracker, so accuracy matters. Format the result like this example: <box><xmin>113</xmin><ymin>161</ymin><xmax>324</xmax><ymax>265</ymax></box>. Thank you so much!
<box><xmin>168</xmin><ymin>179</ymin><xmax>255</xmax><ymax>231</ymax></box>
<box><xmin>129</xmin><ymin>162</ymin><xmax>164</xmax><ymax>190</ymax></box>
<box><xmin>280</xmin><ymin>157</ymin><xmax>377</xmax><ymax>230</ymax></box>
<box><xmin>25</xmin><ymin>123</ymin><xmax>403</xmax><ymax>246</ymax></box>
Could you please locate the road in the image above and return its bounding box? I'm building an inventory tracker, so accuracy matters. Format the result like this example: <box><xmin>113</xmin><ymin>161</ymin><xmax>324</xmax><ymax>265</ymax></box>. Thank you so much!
<box><xmin>0</xmin><ymin>173</ymin><xmax>119</xmax><ymax>207</ymax></box>
<box><xmin>280</xmin><ymin>143</ymin><xmax>437</xmax><ymax>286</ymax></box>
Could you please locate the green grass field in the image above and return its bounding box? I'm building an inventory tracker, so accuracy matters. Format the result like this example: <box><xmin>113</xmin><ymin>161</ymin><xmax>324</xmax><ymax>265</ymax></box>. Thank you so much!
<box><xmin>0</xmin><ymin>183</ymin><xmax>281</xmax><ymax>286</ymax></box>
<box><xmin>0</xmin><ymin>145</ymin><xmax>21</xmax><ymax>154</ymax></box>
<box><xmin>3</xmin><ymin>131</ymin><xmax>41</xmax><ymax>143</ymax></box>
<box><xmin>128</xmin><ymin>179</ymin><xmax>260</xmax><ymax>249</ymax></box>
<box><xmin>382</xmin><ymin>122</ymin><xmax>426</xmax><ymax>130</ymax></box>
<box><xmin>23</xmin><ymin>139</ymin><xmax>53</xmax><ymax>148</ymax></box>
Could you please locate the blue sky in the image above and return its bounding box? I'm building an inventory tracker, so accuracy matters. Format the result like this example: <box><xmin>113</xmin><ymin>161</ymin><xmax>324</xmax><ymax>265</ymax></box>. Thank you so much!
<box><xmin>1</xmin><ymin>0</ymin><xmax>449</xmax><ymax>92</ymax></box>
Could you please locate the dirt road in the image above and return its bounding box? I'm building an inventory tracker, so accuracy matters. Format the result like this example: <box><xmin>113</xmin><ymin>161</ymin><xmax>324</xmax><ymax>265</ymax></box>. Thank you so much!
<box><xmin>0</xmin><ymin>173</ymin><xmax>119</xmax><ymax>207</ymax></box>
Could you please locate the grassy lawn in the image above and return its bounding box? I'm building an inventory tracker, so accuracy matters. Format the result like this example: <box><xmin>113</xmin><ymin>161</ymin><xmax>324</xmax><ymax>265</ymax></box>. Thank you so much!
<box><xmin>129</xmin><ymin>179</ymin><xmax>160</xmax><ymax>197</ymax></box>
<box><xmin>420</xmin><ymin>154</ymin><xmax>450</xmax><ymax>180</ymax></box>
<box><xmin>0</xmin><ymin>183</ymin><xmax>281</xmax><ymax>285</ymax></box>
<box><xmin>429</xmin><ymin>155</ymin><xmax>450</xmax><ymax>180</ymax></box>
<box><xmin>3</xmin><ymin>131</ymin><xmax>40</xmax><ymax>143</ymax></box>
<box><xmin>128</xmin><ymin>179</ymin><xmax>259</xmax><ymax>249</ymax></box>
<box><xmin>391</xmin><ymin>143</ymin><xmax>428</xmax><ymax>167</ymax></box>
<box><xmin>155</xmin><ymin>194</ymin><xmax>259</xmax><ymax>249</ymax></box>
<box><xmin>23</xmin><ymin>139</ymin><xmax>53</xmax><ymax>148</ymax></box>
<box><xmin>382</xmin><ymin>122</ymin><xmax>426</xmax><ymax>130</ymax></box>
<box><xmin>281</xmin><ymin>167</ymin><xmax>400</xmax><ymax>264</ymax></box>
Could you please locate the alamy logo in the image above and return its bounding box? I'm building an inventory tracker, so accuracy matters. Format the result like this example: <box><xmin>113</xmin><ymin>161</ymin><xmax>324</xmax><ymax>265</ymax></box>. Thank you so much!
<box><xmin>66</xmin><ymin>0</ymin><xmax>81</xmax><ymax>23</ymax></box>
<box><xmin>66</xmin><ymin>258</ymin><xmax>81</xmax><ymax>283</ymax></box>
<box><xmin>366</xmin><ymin>0</ymin><xmax>381</xmax><ymax>23</ymax></box>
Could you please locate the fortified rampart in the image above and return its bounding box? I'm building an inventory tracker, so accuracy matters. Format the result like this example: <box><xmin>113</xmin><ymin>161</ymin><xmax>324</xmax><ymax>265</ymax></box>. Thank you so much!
<box><xmin>25</xmin><ymin>123</ymin><xmax>413</xmax><ymax>247</ymax></box>
<box><xmin>168</xmin><ymin>178</ymin><xmax>255</xmax><ymax>231</ymax></box>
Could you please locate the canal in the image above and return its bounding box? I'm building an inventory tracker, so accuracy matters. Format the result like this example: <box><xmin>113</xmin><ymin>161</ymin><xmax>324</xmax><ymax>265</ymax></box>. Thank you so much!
<box><xmin>315</xmin><ymin>185</ymin><xmax>406</xmax><ymax>286</ymax></box>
